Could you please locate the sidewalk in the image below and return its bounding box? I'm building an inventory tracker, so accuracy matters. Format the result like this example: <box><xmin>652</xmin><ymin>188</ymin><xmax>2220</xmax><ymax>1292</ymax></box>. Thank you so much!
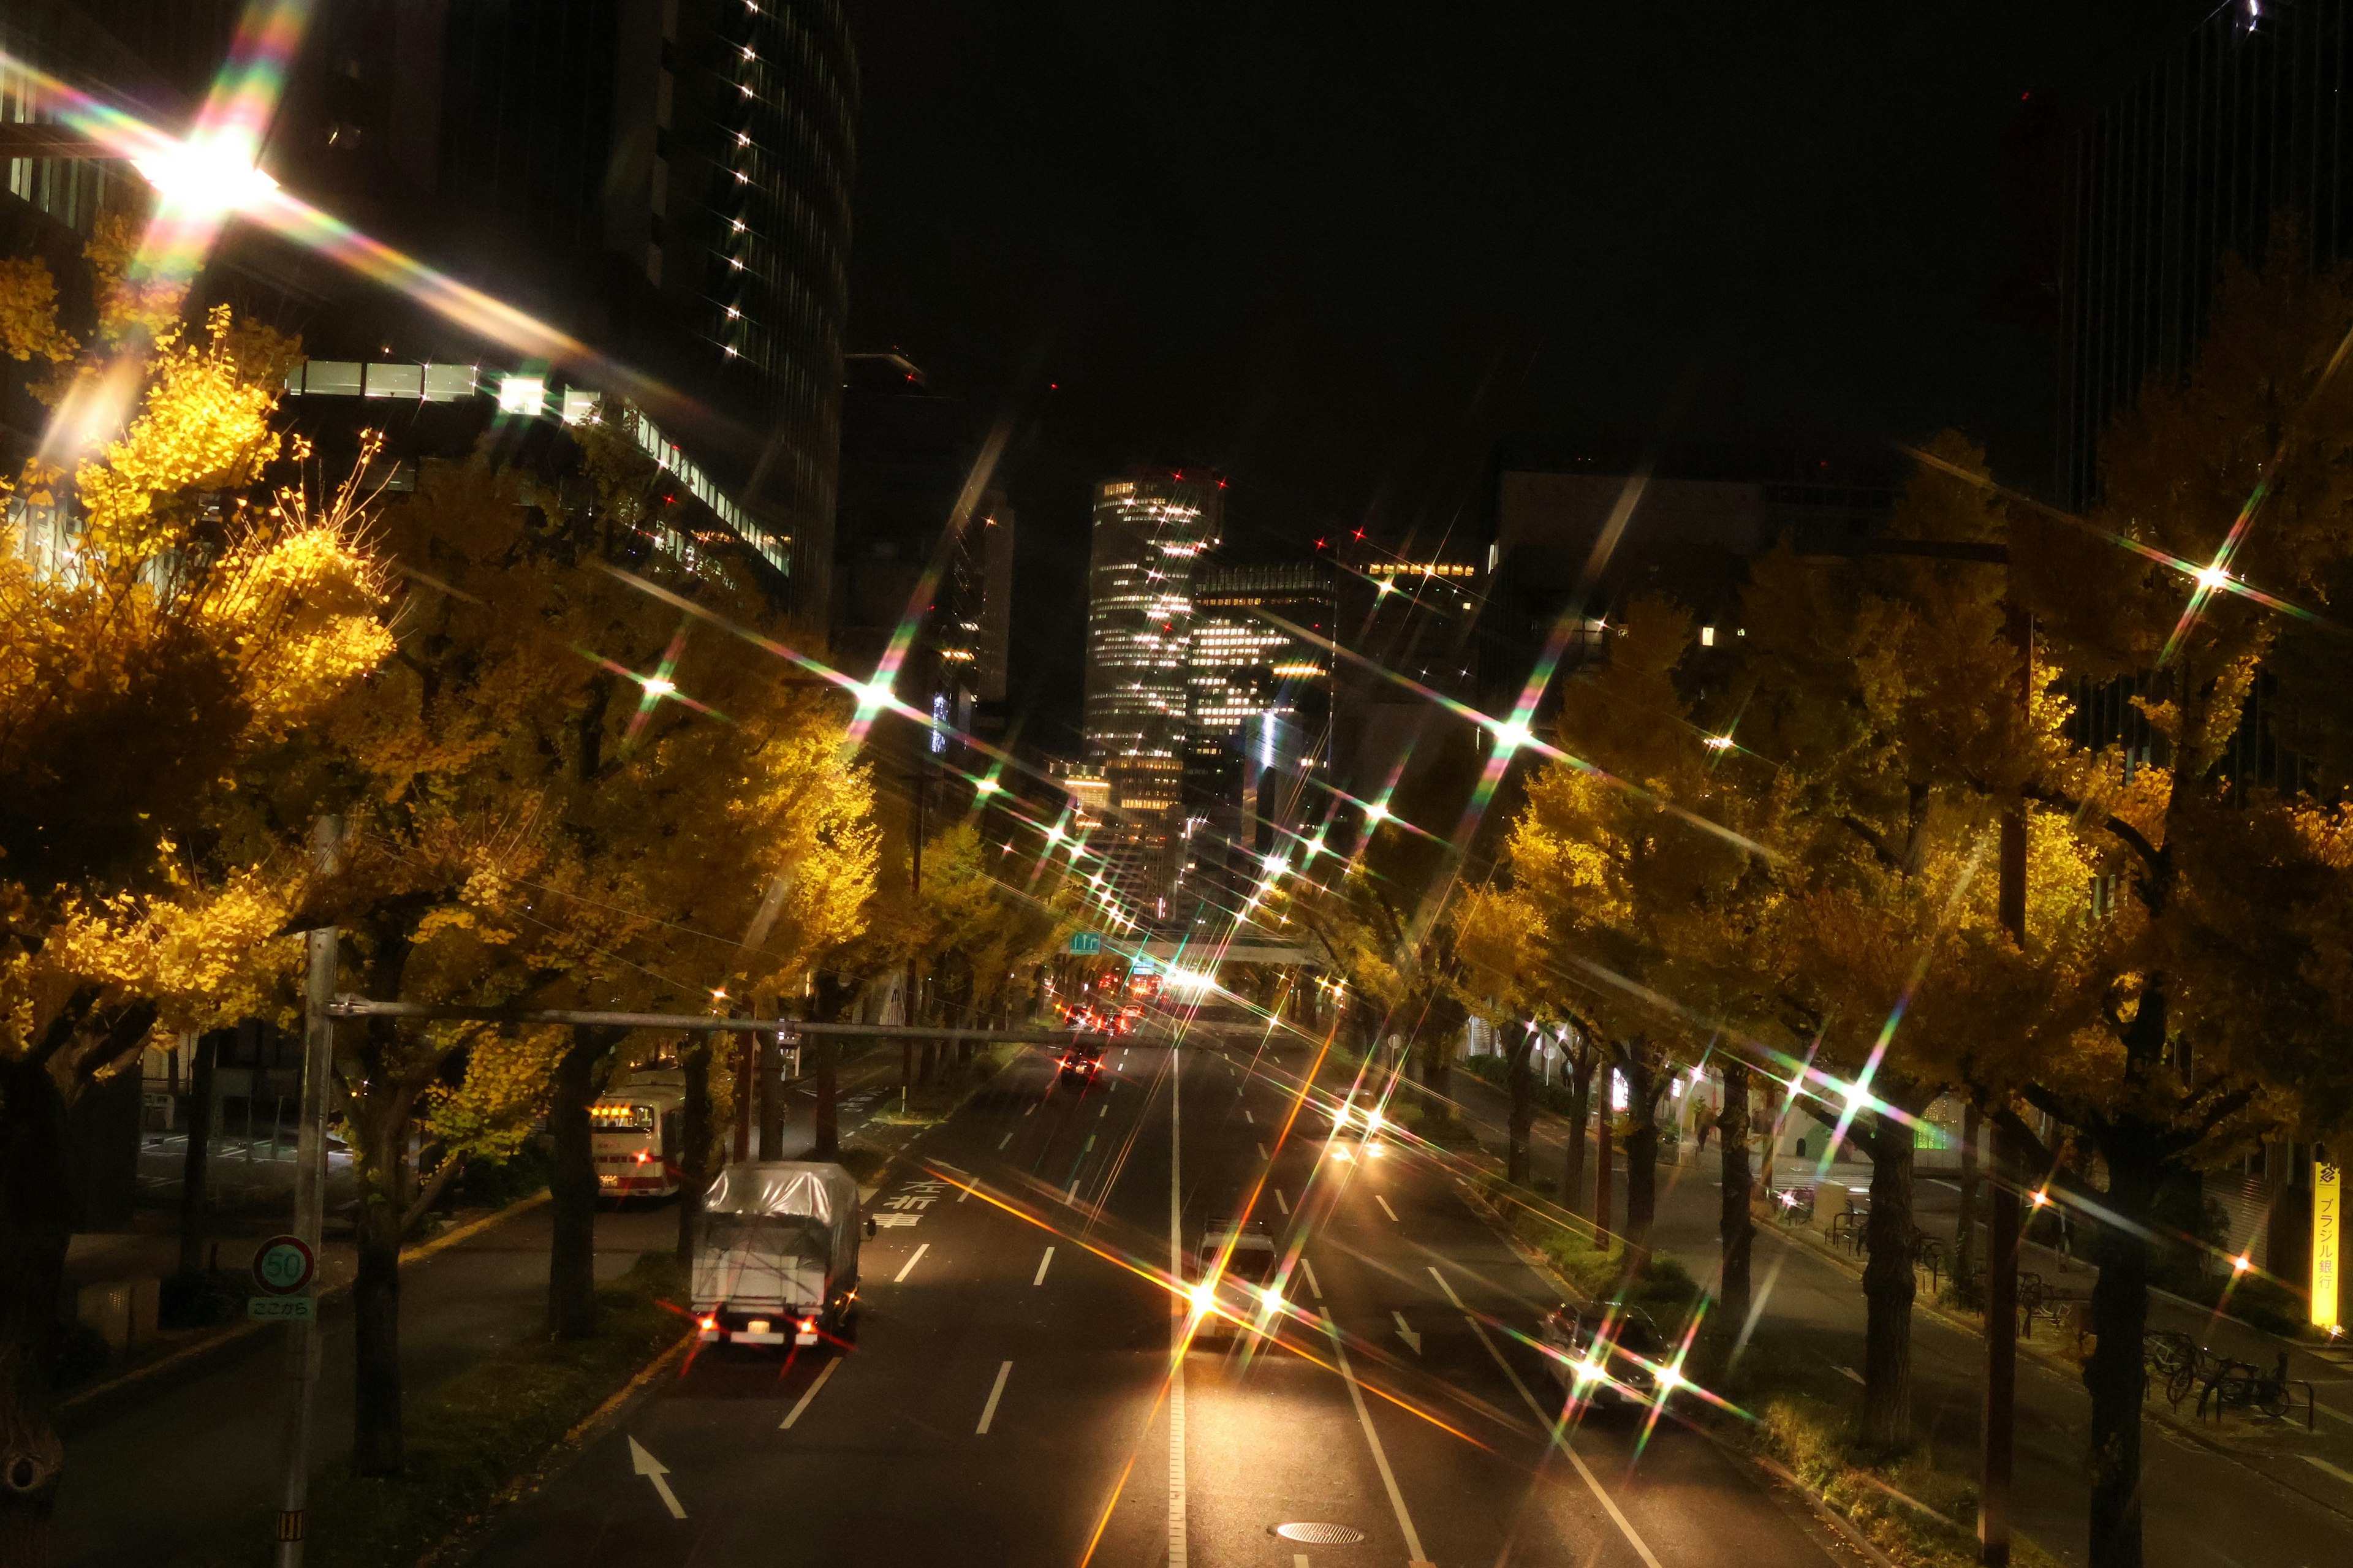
<box><xmin>1426</xmin><ymin>1066</ymin><xmax>2353</xmax><ymax>1568</ymax></box>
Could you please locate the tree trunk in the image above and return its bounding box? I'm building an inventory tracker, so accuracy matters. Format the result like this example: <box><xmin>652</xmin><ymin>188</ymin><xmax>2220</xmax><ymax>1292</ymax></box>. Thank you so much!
<box><xmin>1622</xmin><ymin>1056</ymin><xmax>1659</xmax><ymax>1261</ymax></box>
<box><xmin>350</xmin><ymin>1104</ymin><xmax>407</xmax><ymax>1477</ymax></box>
<box><xmin>1718</xmin><ymin>1059</ymin><xmax>1754</xmax><ymax>1338</ymax></box>
<box><xmin>757</xmin><ymin>1031</ymin><xmax>784</xmax><ymax>1161</ymax></box>
<box><xmin>730</xmin><ymin>1036</ymin><xmax>753</xmax><ymax>1163</ymax></box>
<box><xmin>676</xmin><ymin>1039</ymin><xmax>714</xmax><ymax>1265</ymax></box>
<box><xmin>2085</xmin><ymin>1128</ymin><xmax>2162</xmax><ymax>1568</ymax></box>
<box><xmin>919</xmin><ymin>1040</ymin><xmax>938</xmax><ymax>1086</ymax></box>
<box><xmin>1418</xmin><ymin>1015</ymin><xmax>1452</xmax><ymax>1105</ymax></box>
<box><xmin>1594</xmin><ymin>1070</ymin><xmax>1616</xmax><ymax>1243</ymax></box>
<box><xmin>1859</xmin><ymin>1106</ymin><xmax>1918</xmax><ymax>1451</ymax></box>
<box><xmin>1955</xmin><ymin>1101</ymin><xmax>1980</xmax><ymax>1306</ymax></box>
<box><xmin>813</xmin><ymin>1037</ymin><xmax>839</xmax><ymax>1159</ymax></box>
<box><xmin>0</xmin><ymin>1052</ymin><xmax>74</xmax><ymax>1564</ymax></box>
<box><xmin>547</xmin><ymin>1028</ymin><xmax>606</xmax><ymax>1341</ymax></box>
<box><xmin>1564</xmin><ymin>1048</ymin><xmax>1594</xmax><ymax>1222</ymax></box>
<box><xmin>176</xmin><ymin>1029</ymin><xmax>221</xmax><ymax>1279</ymax></box>
<box><xmin>1506</xmin><ymin>1028</ymin><xmax>1534</xmax><ymax>1186</ymax></box>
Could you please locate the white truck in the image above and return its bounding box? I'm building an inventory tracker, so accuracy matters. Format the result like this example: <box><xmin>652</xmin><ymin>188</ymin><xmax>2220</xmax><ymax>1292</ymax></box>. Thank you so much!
<box><xmin>691</xmin><ymin>1161</ymin><xmax>862</xmax><ymax>1349</ymax></box>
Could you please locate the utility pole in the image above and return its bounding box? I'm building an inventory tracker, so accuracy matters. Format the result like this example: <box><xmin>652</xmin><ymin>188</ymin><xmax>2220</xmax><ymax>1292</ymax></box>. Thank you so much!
<box><xmin>903</xmin><ymin>767</ymin><xmax>930</xmax><ymax>1102</ymax></box>
<box><xmin>275</xmin><ymin>817</ymin><xmax>341</xmax><ymax>1566</ymax></box>
<box><xmin>1981</xmin><ymin>604</ymin><xmax>2033</xmax><ymax>1568</ymax></box>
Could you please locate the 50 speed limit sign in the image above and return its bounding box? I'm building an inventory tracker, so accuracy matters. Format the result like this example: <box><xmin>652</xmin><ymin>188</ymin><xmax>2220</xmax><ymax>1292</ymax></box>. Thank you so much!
<box><xmin>252</xmin><ymin>1234</ymin><xmax>316</xmax><ymax>1296</ymax></box>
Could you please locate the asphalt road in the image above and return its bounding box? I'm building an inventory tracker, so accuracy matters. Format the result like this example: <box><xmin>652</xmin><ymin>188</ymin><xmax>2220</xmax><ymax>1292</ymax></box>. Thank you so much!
<box><xmin>466</xmin><ymin>1018</ymin><xmax>1851</xmax><ymax>1567</ymax></box>
<box><xmin>57</xmin><ymin>1055</ymin><xmax>900</xmax><ymax>1566</ymax></box>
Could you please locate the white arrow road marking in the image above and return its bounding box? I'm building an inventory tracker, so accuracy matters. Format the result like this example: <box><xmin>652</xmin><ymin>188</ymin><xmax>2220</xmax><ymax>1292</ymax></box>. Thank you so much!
<box><xmin>1374</xmin><ymin>1194</ymin><xmax>1400</xmax><ymax>1222</ymax></box>
<box><xmin>626</xmin><ymin>1436</ymin><xmax>686</xmax><ymax>1519</ymax></box>
<box><xmin>894</xmin><ymin>1243</ymin><xmax>929</xmax><ymax>1283</ymax></box>
<box><xmin>781</xmin><ymin>1355</ymin><xmax>839</xmax><ymax>1429</ymax></box>
<box><xmin>977</xmin><ymin>1359</ymin><xmax>1014</xmax><ymax>1434</ymax></box>
<box><xmin>1034</xmin><ymin>1246</ymin><xmax>1056</xmax><ymax>1286</ymax></box>
<box><xmin>1393</xmin><ymin>1311</ymin><xmax>1422</xmax><ymax>1354</ymax></box>
<box><xmin>1428</xmin><ymin>1265</ymin><xmax>1665</xmax><ymax>1568</ymax></box>
<box><xmin>1300</xmin><ymin>1257</ymin><xmax>1324</xmax><ymax>1300</ymax></box>
<box><xmin>1273</xmin><ymin>1187</ymin><xmax>1290</xmax><ymax>1215</ymax></box>
<box><xmin>1319</xmin><ymin>1311</ymin><xmax>1429</xmax><ymax>1564</ymax></box>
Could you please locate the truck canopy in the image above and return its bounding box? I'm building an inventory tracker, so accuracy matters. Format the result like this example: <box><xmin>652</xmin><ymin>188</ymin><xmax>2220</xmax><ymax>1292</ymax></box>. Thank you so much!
<box><xmin>692</xmin><ymin>1161</ymin><xmax>861</xmax><ymax>1311</ymax></box>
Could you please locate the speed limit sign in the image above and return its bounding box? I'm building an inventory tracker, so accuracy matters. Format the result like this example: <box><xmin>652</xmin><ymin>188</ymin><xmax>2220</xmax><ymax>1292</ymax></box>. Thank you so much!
<box><xmin>252</xmin><ymin>1234</ymin><xmax>316</xmax><ymax>1296</ymax></box>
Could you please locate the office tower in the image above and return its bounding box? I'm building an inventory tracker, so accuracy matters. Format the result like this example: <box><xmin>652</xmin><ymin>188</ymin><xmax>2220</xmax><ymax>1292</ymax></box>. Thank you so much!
<box><xmin>1080</xmin><ymin>471</ymin><xmax>1224</xmax><ymax>928</ymax></box>
<box><xmin>1189</xmin><ymin>562</ymin><xmax>1336</xmax><ymax>856</ymax></box>
<box><xmin>2058</xmin><ymin>0</ymin><xmax>2351</xmax><ymax>507</ymax></box>
<box><xmin>6</xmin><ymin>0</ymin><xmax>856</xmax><ymax>616</ymax></box>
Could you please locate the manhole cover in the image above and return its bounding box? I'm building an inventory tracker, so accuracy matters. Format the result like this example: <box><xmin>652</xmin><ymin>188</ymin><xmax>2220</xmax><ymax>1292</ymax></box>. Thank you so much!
<box><xmin>1271</xmin><ymin>1523</ymin><xmax>1367</xmax><ymax>1545</ymax></box>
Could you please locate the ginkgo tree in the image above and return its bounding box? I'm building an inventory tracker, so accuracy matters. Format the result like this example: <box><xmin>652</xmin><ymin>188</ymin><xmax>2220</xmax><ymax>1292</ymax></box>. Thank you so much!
<box><xmin>1</xmin><ymin>236</ymin><xmax>389</xmax><ymax>1555</ymax></box>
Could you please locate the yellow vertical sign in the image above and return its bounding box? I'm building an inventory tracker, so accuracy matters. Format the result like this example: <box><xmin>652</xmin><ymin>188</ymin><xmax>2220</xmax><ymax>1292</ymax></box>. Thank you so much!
<box><xmin>2316</xmin><ymin>1157</ymin><xmax>2342</xmax><ymax>1331</ymax></box>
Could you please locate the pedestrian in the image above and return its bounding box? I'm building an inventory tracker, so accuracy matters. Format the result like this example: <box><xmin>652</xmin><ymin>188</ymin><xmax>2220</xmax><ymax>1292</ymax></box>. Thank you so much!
<box><xmin>1693</xmin><ymin>1103</ymin><xmax>1716</xmax><ymax>1153</ymax></box>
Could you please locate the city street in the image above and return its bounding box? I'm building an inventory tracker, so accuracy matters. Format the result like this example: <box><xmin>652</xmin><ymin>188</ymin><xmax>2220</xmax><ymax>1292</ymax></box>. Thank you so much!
<box><xmin>466</xmin><ymin>1025</ymin><xmax>1847</xmax><ymax>1567</ymax></box>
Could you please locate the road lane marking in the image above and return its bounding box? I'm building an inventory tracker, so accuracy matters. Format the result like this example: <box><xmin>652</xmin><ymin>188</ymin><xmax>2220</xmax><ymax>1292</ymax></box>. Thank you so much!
<box><xmin>1035</xmin><ymin>1246</ymin><xmax>1056</xmax><ymax>1286</ymax></box>
<box><xmin>894</xmin><ymin>1243</ymin><xmax>930</xmax><ymax>1283</ymax></box>
<box><xmin>1244</xmin><ymin>1108</ymin><xmax>1255</xmax><ymax>1124</ymax></box>
<box><xmin>1301</xmin><ymin>1257</ymin><xmax>1324</xmax><ymax>1300</ymax></box>
<box><xmin>1835</xmin><ymin>1365</ymin><xmax>1864</xmax><ymax>1386</ymax></box>
<box><xmin>1170</xmin><ymin>1039</ymin><xmax>1189</xmax><ymax>1567</ymax></box>
<box><xmin>1374</xmin><ymin>1194</ymin><xmax>1400</xmax><ymax>1222</ymax></box>
<box><xmin>1274</xmin><ymin>1187</ymin><xmax>1290</xmax><ymax>1215</ymax></box>
<box><xmin>1393</xmin><ymin>1311</ymin><xmax>1422</xmax><ymax>1354</ymax></box>
<box><xmin>977</xmin><ymin>1360</ymin><xmax>1014</xmax><ymax>1433</ymax></box>
<box><xmin>1294</xmin><ymin>1556</ymin><xmax>1309</xmax><ymax>1568</ymax></box>
<box><xmin>627</xmin><ymin>1436</ymin><xmax>687</xmax><ymax>1518</ymax></box>
<box><xmin>780</xmin><ymin>1356</ymin><xmax>839</xmax><ymax>1429</ymax></box>
<box><xmin>1085</xmin><ymin>1132</ymin><xmax>1097</xmax><ymax>1151</ymax></box>
<box><xmin>2306</xmin><ymin>1455</ymin><xmax>2353</xmax><ymax>1485</ymax></box>
<box><xmin>1259</xmin><ymin>1143</ymin><xmax>1270</xmax><ymax>1160</ymax></box>
<box><xmin>1101</xmin><ymin>1103</ymin><xmax>1110</xmax><ymax>1118</ymax></box>
<box><xmin>999</xmin><ymin>1131</ymin><xmax>1015</xmax><ymax>1149</ymax></box>
<box><xmin>1318</xmin><ymin>1310</ymin><xmax>1429</xmax><ymax>1564</ymax></box>
<box><xmin>1429</xmin><ymin>1265</ymin><xmax>1665</xmax><ymax>1568</ymax></box>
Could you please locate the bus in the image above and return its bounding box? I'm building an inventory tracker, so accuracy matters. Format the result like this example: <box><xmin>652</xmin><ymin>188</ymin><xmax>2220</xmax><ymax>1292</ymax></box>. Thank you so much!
<box><xmin>591</xmin><ymin>1072</ymin><xmax>687</xmax><ymax>1201</ymax></box>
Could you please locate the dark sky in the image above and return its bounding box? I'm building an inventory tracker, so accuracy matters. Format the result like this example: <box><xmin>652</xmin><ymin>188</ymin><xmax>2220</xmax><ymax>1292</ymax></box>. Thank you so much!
<box><xmin>849</xmin><ymin>1</ymin><xmax>2198</xmax><ymax>750</ymax></box>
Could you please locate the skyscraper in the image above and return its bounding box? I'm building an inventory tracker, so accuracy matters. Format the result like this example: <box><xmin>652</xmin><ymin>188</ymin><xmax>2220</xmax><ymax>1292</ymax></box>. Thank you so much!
<box><xmin>1081</xmin><ymin>472</ymin><xmax>1223</xmax><ymax>926</ymax></box>
<box><xmin>1189</xmin><ymin>561</ymin><xmax>1335</xmax><ymax>854</ymax></box>
<box><xmin>7</xmin><ymin>0</ymin><xmax>857</xmax><ymax>619</ymax></box>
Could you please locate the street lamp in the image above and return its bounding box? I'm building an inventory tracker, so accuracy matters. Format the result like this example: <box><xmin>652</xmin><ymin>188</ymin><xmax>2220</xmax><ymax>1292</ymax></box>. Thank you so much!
<box><xmin>132</xmin><ymin>134</ymin><xmax>276</xmax><ymax>216</ymax></box>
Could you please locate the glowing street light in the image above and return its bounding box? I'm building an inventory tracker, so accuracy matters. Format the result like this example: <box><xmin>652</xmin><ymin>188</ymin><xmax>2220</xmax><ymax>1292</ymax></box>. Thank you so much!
<box><xmin>1703</xmin><ymin>735</ymin><xmax>1735</xmax><ymax>750</ymax></box>
<box><xmin>132</xmin><ymin>134</ymin><xmax>278</xmax><ymax>217</ymax></box>
<box><xmin>1362</xmin><ymin>800</ymin><xmax>1391</xmax><ymax>823</ymax></box>
<box><xmin>973</xmin><ymin>776</ymin><xmax>1001</xmax><ymax>795</ymax></box>
<box><xmin>1491</xmin><ymin>719</ymin><xmax>1533</xmax><ymax>754</ymax></box>
<box><xmin>2195</xmin><ymin>564</ymin><xmax>2232</xmax><ymax>593</ymax></box>
<box><xmin>640</xmin><ymin>675</ymin><xmax>676</xmax><ymax>698</ymax></box>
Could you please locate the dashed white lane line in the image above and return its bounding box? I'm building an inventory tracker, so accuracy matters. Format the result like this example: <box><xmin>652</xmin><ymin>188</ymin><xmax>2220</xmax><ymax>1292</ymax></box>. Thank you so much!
<box><xmin>1243</xmin><ymin>1108</ymin><xmax>1255</xmax><ymax>1124</ymax></box>
<box><xmin>999</xmin><ymin>1131</ymin><xmax>1015</xmax><ymax>1149</ymax></box>
<box><xmin>1319</xmin><ymin>1309</ymin><xmax>1430</xmax><ymax>1565</ymax></box>
<box><xmin>894</xmin><ymin>1243</ymin><xmax>930</xmax><ymax>1284</ymax></box>
<box><xmin>976</xmin><ymin>1360</ymin><xmax>1014</xmax><ymax>1434</ymax></box>
<box><xmin>1374</xmin><ymin>1194</ymin><xmax>1400</xmax><ymax>1223</ymax></box>
<box><xmin>1300</xmin><ymin>1257</ymin><xmax>1324</xmax><ymax>1300</ymax></box>
<box><xmin>1273</xmin><ymin>1187</ymin><xmax>1290</xmax><ymax>1215</ymax></box>
<box><xmin>1101</xmin><ymin>1103</ymin><xmax>1110</xmax><ymax>1117</ymax></box>
<box><xmin>1034</xmin><ymin>1246</ymin><xmax>1056</xmax><ymax>1286</ymax></box>
<box><xmin>1258</xmin><ymin>1143</ymin><xmax>1270</xmax><ymax>1161</ymax></box>
<box><xmin>2306</xmin><ymin>1455</ymin><xmax>2353</xmax><ymax>1485</ymax></box>
<box><xmin>1428</xmin><ymin>1265</ymin><xmax>1665</xmax><ymax>1568</ymax></box>
<box><xmin>779</xmin><ymin>1355</ymin><xmax>839</xmax><ymax>1429</ymax></box>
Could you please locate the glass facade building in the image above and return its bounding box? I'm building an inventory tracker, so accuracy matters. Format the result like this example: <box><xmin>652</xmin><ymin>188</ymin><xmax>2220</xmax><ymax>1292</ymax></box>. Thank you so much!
<box><xmin>1081</xmin><ymin>472</ymin><xmax>1224</xmax><ymax>927</ymax></box>
<box><xmin>2058</xmin><ymin>0</ymin><xmax>2352</xmax><ymax>507</ymax></box>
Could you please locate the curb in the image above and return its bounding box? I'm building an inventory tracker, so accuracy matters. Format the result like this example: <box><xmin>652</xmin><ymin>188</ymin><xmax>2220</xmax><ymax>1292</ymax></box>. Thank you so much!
<box><xmin>425</xmin><ymin>1330</ymin><xmax>697</xmax><ymax>1568</ymax></box>
<box><xmin>58</xmin><ymin>1189</ymin><xmax>553</xmax><ymax>1433</ymax></box>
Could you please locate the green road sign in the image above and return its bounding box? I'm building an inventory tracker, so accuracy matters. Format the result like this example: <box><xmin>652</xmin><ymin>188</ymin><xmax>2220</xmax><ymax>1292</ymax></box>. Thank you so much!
<box><xmin>1068</xmin><ymin>932</ymin><xmax>1102</xmax><ymax>955</ymax></box>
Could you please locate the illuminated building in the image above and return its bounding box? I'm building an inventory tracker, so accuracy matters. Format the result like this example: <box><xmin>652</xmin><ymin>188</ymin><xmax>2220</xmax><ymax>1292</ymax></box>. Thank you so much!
<box><xmin>1082</xmin><ymin>472</ymin><xmax>1224</xmax><ymax>925</ymax></box>
<box><xmin>835</xmin><ymin>352</ymin><xmax>1014</xmax><ymax>753</ymax></box>
<box><xmin>1189</xmin><ymin>561</ymin><xmax>1335</xmax><ymax>858</ymax></box>
<box><xmin>5</xmin><ymin>0</ymin><xmax>857</xmax><ymax>618</ymax></box>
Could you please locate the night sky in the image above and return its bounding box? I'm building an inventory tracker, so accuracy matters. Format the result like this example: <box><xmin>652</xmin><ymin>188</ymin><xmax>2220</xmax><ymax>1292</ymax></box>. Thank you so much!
<box><xmin>850</xmin><ymin>1</ymin><xmax>2199</xmax><ymax>749</ymax></box>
